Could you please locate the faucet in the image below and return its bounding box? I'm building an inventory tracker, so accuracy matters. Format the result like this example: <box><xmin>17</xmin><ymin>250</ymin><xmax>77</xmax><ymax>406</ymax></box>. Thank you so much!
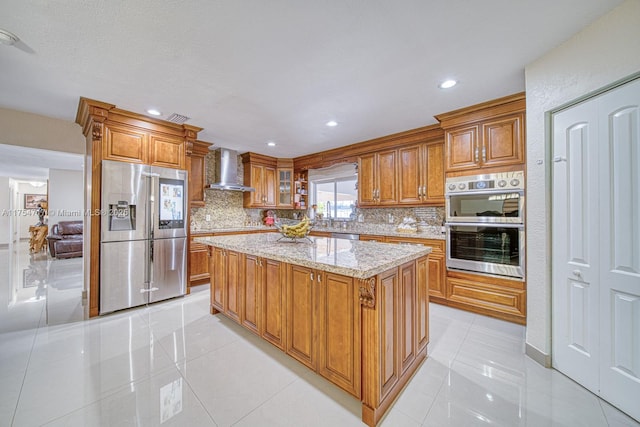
<box><xmin>326</xmin><ymin>201</ymin><xmax>331</xmax><ymax>218</ymax></box>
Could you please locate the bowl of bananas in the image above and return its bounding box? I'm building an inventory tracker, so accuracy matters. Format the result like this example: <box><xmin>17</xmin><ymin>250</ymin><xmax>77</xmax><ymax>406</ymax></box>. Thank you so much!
<box><xmin>275</xmin><ymin>216</ymin><xmax>313</xmax><ymax>242</ymax></box>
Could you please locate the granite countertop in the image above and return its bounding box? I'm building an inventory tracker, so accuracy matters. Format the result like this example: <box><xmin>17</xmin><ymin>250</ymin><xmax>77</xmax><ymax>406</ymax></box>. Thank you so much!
<box><xmin>195</xmin><ymin>233</ymin><xmax>432</xmax><ymax>279</ymax></box>
<box><xmin>191</xmin><ymin>226</ymin><xmax>276</xmax><ymax>235</ymax></box>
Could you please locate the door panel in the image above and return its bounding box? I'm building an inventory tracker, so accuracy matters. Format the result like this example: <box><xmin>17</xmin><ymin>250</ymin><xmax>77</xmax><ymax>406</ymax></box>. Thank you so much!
<box><xmin>242</xmin><ymin>255</ymin><xmax>260</xmax><ymax>335</ymax></box>
<box><xmin>318</xmin><ymin>272</ymin><xmax>360</xmax><ymax>397</ymax></box>
<box><xmin>101</xmin><ymin>160</ymin><xmax>148</xmax><ymax>243</ymax></box>
<box><xmin>225</xmin><ymin>250</ymin><xmax>241</xmax><ymax>323</ymax></box>
<box><xmin>598</xmin><ymin>79</ymin><xmax>640</xmax><ymax>421</ymax></box>
<box><xmin>552</xmin><ymin>101</ymin><xmax>599</xmax><ymax>392</ymax></box>
<box><xmin>100</xmin><ymin>240</ymin><xmax>148</xmax><ymax>313</ymax></box>
<box><xmin>287</xmin><ymin>265</ymin><xmax>315</xmax><ymax>368</ymax></box>
<box><xmin>149</xmin><ymin>237</ymin><xmax>186</xmax><ymax>303</ymax></box>
<box><xmin>263</xmin><ymin>259</ymin><xmax>285</xmax><ymax>349</ymax></box>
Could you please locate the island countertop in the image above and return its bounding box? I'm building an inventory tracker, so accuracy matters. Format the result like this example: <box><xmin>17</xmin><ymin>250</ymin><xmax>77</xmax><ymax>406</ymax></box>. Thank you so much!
<box><xmin>195</xmin><ymin>233</ymin><xmax>432</xmax><ymax>279</ymax></box>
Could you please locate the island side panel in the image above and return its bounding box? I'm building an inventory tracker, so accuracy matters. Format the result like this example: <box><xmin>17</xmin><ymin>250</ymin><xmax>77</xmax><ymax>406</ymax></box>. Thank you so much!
<box><xmin>360</xmin><ymin>256</ymin><xmax>429</xmax><ymax>427</ymax></box>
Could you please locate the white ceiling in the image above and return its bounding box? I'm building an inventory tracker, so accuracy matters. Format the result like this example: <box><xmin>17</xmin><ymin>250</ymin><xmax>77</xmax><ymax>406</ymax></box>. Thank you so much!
<box><xmin>0</xmin><ymin>0</ymin><xmax>624</xmax><ymax>158</ymax></box>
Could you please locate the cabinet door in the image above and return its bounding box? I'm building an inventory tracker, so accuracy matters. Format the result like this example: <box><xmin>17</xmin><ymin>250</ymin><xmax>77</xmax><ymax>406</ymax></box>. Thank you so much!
<box><xmin>277</xmin><ymin>168</ymin><xmax>293</xmax><ymax>208</ymax></box>
<box><xmin>242</xmin><ymin>254</ymin><xmax>261</xmax><ymax>335</ymax></box>
<box><xmin>263</xmin><ymin>166</ymin><xmax>277</xmax><ymax>207</ymax></box>
<box><xmin>378</xmin><ymin>267</ymin><xmax>400</xmax><ymax>400</ymax></box>
<box><xmin>287</xmin><ymin>264</ymin><xmax>316</xmax><ymax>369</ymax></box>
<box><xmin>358</xmin><ymin>153</ymin><xmax>377</xmax><ymax>206</ymax></box>
<box><xmin>424</xmin><ymin>142</ymin><xmax>444</xmax><ymax>204</ymax></box>
<box><xmin>210</xmin><ymin>247</ymin><xmax>225</xmax><ymax>313</ymax></box>
<box><xmin>317</xmin><ymin>272</ymin><xmax>361</xmax><ymax>397</ymax></box>
<box><xmin>247</xmin><ymin>164</ymin><xmax>265</xmax><ymax>207</ymax></box>
<box><xmin>481</xmin><ymin>114</ymin><xmax>524</xmax><ymax>168</ymax></box>
<box><xmin>416</xmin><ymin>256</ymin><xmax>429</xmax><ymax>352</ymax></box>
<box><xmin>262</xmin><ymin>258</ymin><xmax>285</xmax><ymax>349</ymax></box>
<box><xmin>104</xmin><ymin>124</ymin><xmax>148</xmax><ymax>164</ymax></box>
<box><xmin>149</xmin><ymin>134</ymin><xmax>185</xmax><ymax>169</ymax></box>
<box><xmin>445</xmin><ymin>125</ymin><xmax>479</xmax><ymax>172</ymax></box>
<box><xmin>398</xmin><ymin>145</ymin><xmax>422</xmax><ymax>204</ymax></box>
<box><xmin>376</xmin><ymin>149</ymin><xmax>398</xmax><ymax>205</ymax></box>
<box><xmin>189</xmin><ymin>239</ymin><xmax>210</xmax><ymax>285</ymax></box>
<box><xmin>399</xmin><ymin>261</ymin><xmax>416</xmax><ymax>375</ymax></box>
<box><xmin>225</xmin><ymin>250</ymin><xmax>241</xmax><ymax>323</ymax></box>
<box><xmin>188</xmin><ymin>152</ymin><xmax>206</xmax><ymax>208</ymax></box>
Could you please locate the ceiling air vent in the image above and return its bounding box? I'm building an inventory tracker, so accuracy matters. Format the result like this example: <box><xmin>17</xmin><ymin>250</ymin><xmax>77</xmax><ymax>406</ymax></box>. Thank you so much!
<box><xmin>165</xmin><ymin>113</ymin><xmax>190</xmax><ymax>124</ymax></box>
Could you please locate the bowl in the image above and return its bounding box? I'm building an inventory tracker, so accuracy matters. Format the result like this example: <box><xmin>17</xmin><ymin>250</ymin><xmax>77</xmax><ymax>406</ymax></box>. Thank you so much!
<box><xmin>275</xmin><ymin>218</ymin><xmax>313</xmax><ymax>240</ymax></box>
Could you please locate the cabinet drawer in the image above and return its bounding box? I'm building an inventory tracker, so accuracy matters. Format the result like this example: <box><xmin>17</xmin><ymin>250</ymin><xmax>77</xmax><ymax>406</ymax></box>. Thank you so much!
<box><xmin>446</xmin><ymin>271</ymin><xmax>526</xmax><ymax>324</ymax></box>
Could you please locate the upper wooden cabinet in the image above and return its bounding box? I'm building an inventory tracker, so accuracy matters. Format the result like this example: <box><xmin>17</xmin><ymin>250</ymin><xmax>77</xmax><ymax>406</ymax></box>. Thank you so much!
<box><xmin>188</xmin><ymin>140</ymin><xmax>212</xmax><ymax>208</ymax></box>
<box><xmin>436</xmin><ymin>92</ymin><xmax>525</xmax><ymax>174</ymax></box>
<box><xmin>242</xmin><ymin>152</ymin><xmax>278</xmax><ymax>208</ymax></box>
<box><xmin>358</xmin><ymin>149</ymin><xmax>398</xmax><ymax>207</ymax></box>
<box><xmin>276</xmin><ymin>159</ymin><xmax>294</xmax><ymax>208</ymax></box>
<box><xmin>397</xmin><ymin>141</ymin><xmax>444</xmax><ymax>205</ymax></box>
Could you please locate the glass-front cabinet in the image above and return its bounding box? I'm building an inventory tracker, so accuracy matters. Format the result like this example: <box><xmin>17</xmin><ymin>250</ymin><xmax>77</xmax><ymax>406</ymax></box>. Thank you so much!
<box><xmin>277</xmin><ymin>160</ymin><xmax>294</xmax><ymax>208</ymax></box>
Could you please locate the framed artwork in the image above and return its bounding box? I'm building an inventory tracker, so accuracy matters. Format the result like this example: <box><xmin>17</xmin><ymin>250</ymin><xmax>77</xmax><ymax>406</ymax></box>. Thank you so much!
<box><xmin>24</xmin><ymin>194</ymin><xmax>47</xmax><ymax>209</ymax></box>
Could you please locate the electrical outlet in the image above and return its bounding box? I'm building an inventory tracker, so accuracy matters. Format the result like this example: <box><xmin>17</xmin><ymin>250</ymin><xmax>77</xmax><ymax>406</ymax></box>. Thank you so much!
<box><xmin>206</xmin><ymin>214</ymin><xmax>211</xmax><ymax>222</ymax></box>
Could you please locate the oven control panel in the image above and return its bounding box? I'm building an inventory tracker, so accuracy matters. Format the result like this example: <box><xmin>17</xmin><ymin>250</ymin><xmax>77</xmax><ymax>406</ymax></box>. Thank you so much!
<box><xmin>446</xmin><ymin>171</ymin><xmax>524</xmax><ymax>194</ymax></box>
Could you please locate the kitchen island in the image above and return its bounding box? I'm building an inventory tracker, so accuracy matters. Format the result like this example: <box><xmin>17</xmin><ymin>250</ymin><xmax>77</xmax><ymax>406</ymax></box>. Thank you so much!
<box><xmin>196</xmin><ymin>233</ymin><xmax>432</xmax><ymax>426</ymax></box>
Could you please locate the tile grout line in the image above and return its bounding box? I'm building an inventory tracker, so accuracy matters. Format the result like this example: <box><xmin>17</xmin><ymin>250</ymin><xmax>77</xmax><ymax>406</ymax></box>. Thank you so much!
<box><xmin>10</xmin><ymin>300</ymin><xmax>46</xmax><ymax>427</ymax></box>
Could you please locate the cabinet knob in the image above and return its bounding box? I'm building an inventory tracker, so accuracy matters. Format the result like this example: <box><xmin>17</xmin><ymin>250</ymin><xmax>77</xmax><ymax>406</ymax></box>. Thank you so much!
<box><xmin>310</xmin><ymin>272</ymin><xmax>314</xmax><ymax>281</ymax></box>
<box><xmin>317</xmin><ymin>273</ymin><xmax>321</xmax><ymax>282</ymax></box>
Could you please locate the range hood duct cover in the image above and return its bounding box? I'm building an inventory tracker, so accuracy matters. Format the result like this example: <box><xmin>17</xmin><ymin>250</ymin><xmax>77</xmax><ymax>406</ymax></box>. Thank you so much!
<box><xmin>206</xmin><ymin>148</ymin><xmax>255</xmax><ymax>192</ymax></box>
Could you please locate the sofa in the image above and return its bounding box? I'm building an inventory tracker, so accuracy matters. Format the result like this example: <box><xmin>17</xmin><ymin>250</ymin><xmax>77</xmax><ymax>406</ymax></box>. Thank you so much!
<box><xmin>47</xmin><ymin>220</ymin><xmax>83</xmax><ymax>259</ymax></box>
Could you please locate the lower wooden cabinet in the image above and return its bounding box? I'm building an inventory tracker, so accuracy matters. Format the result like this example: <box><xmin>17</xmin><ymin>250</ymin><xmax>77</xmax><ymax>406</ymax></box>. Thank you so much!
<box><xmin>287</xmin><ymin>265</ymin><xmax>317</xmax><ymax>369</ymax></box>
<box><xmin>209</xmin><ymin>247</ymin><xmax>241</xmax><ymax>323</ymax></box>
<box><xmin>189</xmin><ymin>239</ymin><xmax>211</xmax><ymax>287</ymax></box>
<box><xmin>446</xmin><ymin>270</ymin><xmax>526</xmax><ymax>325</ymax></box>
<box><xmin>262</xmin><ymin>258</ymin><xmax>286</xmax><ymax>349</ymax></box>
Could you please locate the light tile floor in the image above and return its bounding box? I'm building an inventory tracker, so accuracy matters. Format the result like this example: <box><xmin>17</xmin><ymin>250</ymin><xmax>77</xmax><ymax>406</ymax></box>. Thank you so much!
<box><xmin>1</xmin><ymin>243</ymin><xmax>639</xmax><ymax>426</ymax></box>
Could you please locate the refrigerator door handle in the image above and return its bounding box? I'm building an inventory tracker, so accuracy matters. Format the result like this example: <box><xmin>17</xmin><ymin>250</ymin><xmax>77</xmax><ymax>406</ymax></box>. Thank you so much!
<box><xmin>140</xmin><ymin>287</ymin><xmax>159</xmax><ymax>293</ymax></box>
<box><xmin>141</xmin><ymin>171</ymin><xmax>161</xmax><ymax>177</ymax></box>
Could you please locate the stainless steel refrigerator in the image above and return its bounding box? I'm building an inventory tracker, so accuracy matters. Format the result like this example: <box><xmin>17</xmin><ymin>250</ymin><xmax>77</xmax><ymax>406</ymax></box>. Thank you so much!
<box><xmin>100</xmin><ymin>160</ymin><xmax>187</xmax><ymax>314</ymax></box>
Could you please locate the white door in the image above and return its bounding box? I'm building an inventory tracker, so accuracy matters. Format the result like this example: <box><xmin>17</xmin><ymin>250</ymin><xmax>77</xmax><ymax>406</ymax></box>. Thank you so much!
<box><xmin>597</xmin><ymin>79</ymin><xmax>640</xmax><ymax>420</ymax></box>
<box><xmin>552</xmin><ymin>77</ymin><xmax>640</xmax><ymax>422</ymax></box>
<box><xmin>552</xmin><ymin>98</ymin><xmax>600</xmax><ymax>392</ymax></box>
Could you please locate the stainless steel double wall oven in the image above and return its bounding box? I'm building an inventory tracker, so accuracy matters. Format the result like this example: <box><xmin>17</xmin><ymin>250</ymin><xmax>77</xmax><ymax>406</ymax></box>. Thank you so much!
<box><xmin>445</xmin><ymin>171</ymin><xmax>525</xmax><ymax>279</ymax></box>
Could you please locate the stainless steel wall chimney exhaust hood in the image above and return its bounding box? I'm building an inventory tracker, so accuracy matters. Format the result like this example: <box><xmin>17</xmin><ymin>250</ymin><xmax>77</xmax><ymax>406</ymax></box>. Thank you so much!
<box><xmin>206</xmin><ymin>148</ymin><xmax>255</xmax><ymax>192</ymax></box>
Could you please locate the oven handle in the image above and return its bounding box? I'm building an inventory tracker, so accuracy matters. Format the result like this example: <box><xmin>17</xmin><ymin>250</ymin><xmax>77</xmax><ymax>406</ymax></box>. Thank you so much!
<box><xmin>445</xmin><ymin>222</ymin><xmax>524</xmax><ymax>229</ymax></box>
<box><xmin>445</xmin><ymin>189</ymin><xmax>524</xmax><ymax>197</ymax></box>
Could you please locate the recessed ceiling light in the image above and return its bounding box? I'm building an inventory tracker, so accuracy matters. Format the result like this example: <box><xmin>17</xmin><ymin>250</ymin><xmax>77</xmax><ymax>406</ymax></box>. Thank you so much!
<box><xmin>0</xmin><ymin>29</ymin><xmax>19</xmax><ymax>46</ymax></box>
<box><xmin>439</xmin><ymin>79</ymin><xmax>457</xmax><ymax>89</ymax></box>
<box><xmin>266</xmin><ymin>141</ymin><xmax>276</xmax><ymax>147</ymax></box>
<box><xmin>147</xmin><ymin>109</ymin><xmax>162</xmax><ymax>116</ymax></box>
<box><xmin>326</xmin><ymin>120</ymin><xmax>338</xmax><ymax>127</ymax></box>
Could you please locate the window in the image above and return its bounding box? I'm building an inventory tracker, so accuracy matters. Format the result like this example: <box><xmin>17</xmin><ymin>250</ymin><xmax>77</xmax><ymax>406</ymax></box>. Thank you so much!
<box><xmin>313</xmin><ymin>177</ymin><xmax>357</xmax><ymax>219</ymax></box>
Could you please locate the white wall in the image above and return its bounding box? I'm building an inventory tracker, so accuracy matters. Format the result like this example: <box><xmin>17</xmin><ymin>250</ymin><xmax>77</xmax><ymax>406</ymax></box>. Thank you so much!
<box><xmin>48</xmin><ymin>169</ymin><xmax>84</xmax><ymax>227</ymax></box>
<box><xmin>524</xmin><ymin>0</ymin><xmax>640</xmax><ymax>361</ymax></box>
<box><xmin>0</xmin><ymin>177</ymin><xmax>10</xmax><ymax>245</ymax></box>
<box><xmin>0</xmin><ymin>108</ymin><xmax>84</xmax><ymax>154</ymax></box>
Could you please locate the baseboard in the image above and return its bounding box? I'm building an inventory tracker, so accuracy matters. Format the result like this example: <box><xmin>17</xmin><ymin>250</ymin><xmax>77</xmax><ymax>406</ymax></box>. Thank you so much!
<box><xmin>525</xmin><ymin>342</ymin><xmax>551</xmax><ymax>368</ymax></box>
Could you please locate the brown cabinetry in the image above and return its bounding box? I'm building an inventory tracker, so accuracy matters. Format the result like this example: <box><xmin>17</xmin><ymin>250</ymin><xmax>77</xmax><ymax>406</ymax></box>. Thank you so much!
<box><xmin>277</xmin><ymin>159</ymin><xmax>294</xmax><ymax>208</ymax></box>
<box><xmin>209</xmin><ymin>247</ymin><xmax>241</xmax><ymax>323</ymax></box>
<box><xmin>189</xmin><ymin>237</ymin><xmax>211</xmax><ymax>286</ymax></box>
<box><xmin>188</xmin><ymin>140</ymin><xmax>212</xmax><ymax>208</ymax></box>
<box><xmin>242</xmin><ymin>152</ymin><xmax>277</xmax><ymax>208</ymax></box>
<box><xmin>436</xmin><ymin>92</ymin><xmax>525</xmax><ymax>174</ymax></box>
<box><xmin>446</xmin><ymin>270</ymin><xmax>526</xmax><ymax>325</ymax></box>
<box><xmin>397</xmin><ymin>141</ymin><xmax>444</xmax><ymax>205</ymax></box>
<box><xmin>358</xmin><ymin>149</ymin><xmax>398</xmax><ymax>206</ymax></box>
